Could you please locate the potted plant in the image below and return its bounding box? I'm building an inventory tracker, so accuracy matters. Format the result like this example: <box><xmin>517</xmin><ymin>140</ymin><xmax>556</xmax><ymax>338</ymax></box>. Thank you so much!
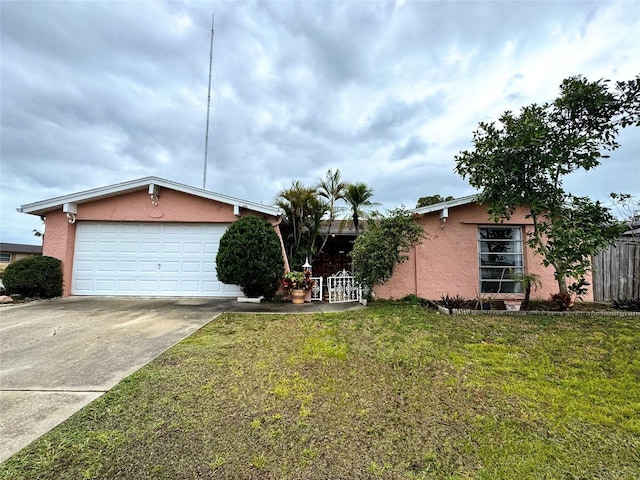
<box><xmin>282</xmin><ymin>271</ymin><xmax>314</xmax><ymax>304</ymax></box>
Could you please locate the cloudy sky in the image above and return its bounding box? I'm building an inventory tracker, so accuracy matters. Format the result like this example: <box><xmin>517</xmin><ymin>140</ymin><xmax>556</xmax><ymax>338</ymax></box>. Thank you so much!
<box><xmin>1</xmin><ymin>0</ymin><xmax>638</xmax><ymax>245</ymax></box>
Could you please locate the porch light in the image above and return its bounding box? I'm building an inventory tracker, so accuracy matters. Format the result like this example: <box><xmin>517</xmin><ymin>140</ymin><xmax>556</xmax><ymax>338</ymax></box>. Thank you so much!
<box><xmin>63</xmin><ymin>202</ymin><xmax>77</xmax><ymax>224</ymax></box>
<box><xmin>302</xmin><ymin>258</ymin><xmax>312</xmax><ymax>272</ymax></box>
<box><xmin>148</xmin><ymin>184</ymin><xmax>160</xmax><ymax>205</ymax></box>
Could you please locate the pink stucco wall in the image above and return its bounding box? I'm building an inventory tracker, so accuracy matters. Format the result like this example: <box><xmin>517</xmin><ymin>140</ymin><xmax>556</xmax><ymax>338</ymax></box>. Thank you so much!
<box><xmin>375</xmin><ymin>203</ymin><xmax>594</xmax><ymax>302</ymax></box>
<box><xmin>42</xmin><ymin>188</ymin><xmax>285</xmax><ymax>296</ymax></box>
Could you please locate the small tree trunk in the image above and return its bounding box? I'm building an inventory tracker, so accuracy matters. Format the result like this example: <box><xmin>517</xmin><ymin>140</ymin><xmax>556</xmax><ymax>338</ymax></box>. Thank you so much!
<box><xmin>523</xmin><ymin>283</ymin><xmax>532</xmax><ymax>310</ymax></box>
<box><xmin>557</xmin><ymin>276</ymin><xmax>568</xmax><ymax>295</ymax></box>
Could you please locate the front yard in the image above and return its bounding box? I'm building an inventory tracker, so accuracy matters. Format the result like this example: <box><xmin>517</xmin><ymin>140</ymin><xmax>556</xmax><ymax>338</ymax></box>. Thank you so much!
<box><xmin>1</xmin><ymin>301</ymin><xmax>638</xmax><ymax>479</ymax></box>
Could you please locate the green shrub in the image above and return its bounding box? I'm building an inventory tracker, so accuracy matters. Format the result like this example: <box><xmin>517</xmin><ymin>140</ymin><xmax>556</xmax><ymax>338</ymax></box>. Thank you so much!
<box><xmin>3</xmin><ymin>255</ymin><xmax>63</xmax><ymax>298</ymax></box>
<box><xmin>612</xmin><ymin>298</ymin><xmax>640</xmax><ymax>312</ymax></box>
<box><xmin>439</xmin><ymin>294</ymin><xmax>466</xmax><ymax>309</ymax></box>
<box><xmin>351</xmin><ymin>207</ymin><xmax>425</xmax><ymax>288</ymax></box>
<box><xmin>216</xmin><ymin>216</ymin><xmax>285</xmax><ymax>298</ymax></box>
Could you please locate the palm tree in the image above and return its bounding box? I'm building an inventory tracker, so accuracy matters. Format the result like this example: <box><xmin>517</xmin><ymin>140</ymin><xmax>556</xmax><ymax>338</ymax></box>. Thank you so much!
<box><xmin>276</xmin><ymin>181</ymin><xmax>328</xmax><ymax>268</ymax></box>
<box><xmin>344</xmin><ymin>182</ymin><xmax>379</xmax><ymax>235</ymax></box>
<box><xmin>316</xmin><ymin>169</ymin><xmax>347</xmax><ymax>254</ymax></box>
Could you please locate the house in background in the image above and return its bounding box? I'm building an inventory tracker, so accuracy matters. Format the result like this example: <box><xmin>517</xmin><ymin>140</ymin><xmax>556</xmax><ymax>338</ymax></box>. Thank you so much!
<box><xmin>18</xmin><ymin>177</ymin><xmax>286</xmax><ymax>297</ymax></box>
<box><xmin>375</xmin><ymin>195</ymin><xmax>594</xmax><ymax>302</ymax></box>
<box><xmin>0</xmin><ymin>243</ymin><xmax>43</xmax><ymax>273</ymax></box>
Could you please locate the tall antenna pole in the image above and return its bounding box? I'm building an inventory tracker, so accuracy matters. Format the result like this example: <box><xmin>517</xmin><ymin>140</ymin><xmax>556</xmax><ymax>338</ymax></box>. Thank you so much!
<box><xmin>203</xmin><ymin>14</ymin><xmax>214</xmax><ymax>190</ymax></box>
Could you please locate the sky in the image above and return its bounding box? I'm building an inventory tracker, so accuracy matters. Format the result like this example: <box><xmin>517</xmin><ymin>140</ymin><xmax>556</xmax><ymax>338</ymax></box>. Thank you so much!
<box><xmin>1</xmin><ymin>0</ymin><xmax>639</xmax><ymax>245</ymax></box>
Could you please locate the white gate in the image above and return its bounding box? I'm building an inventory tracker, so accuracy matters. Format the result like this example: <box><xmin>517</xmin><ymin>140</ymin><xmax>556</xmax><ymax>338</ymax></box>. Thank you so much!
<box><xmin>327</xmin><ymin>270</ymin><xmax>361</xmax><ymax>303</ymax></box>
<box><xmin>310</xmin><ymin>276</ymin><xmax>323</xmax><ymax>301</ymax></box>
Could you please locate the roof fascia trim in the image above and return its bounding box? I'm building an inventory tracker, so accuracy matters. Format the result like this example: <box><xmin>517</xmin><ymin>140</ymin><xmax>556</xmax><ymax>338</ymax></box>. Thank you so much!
<box><xmin>19</xmin><ymin>177</ymin><xmax>279</xmax><ymax>217</ymax></box>
<box><xmin>411</xmin><ymin>194</ymin><xmax>480</xmax><ymax>215</ymax></box>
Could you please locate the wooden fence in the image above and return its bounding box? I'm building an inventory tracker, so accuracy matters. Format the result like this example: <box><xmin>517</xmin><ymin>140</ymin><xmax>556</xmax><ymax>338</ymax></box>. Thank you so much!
<box><xmin>592</xmin><ymin>238</ymin><xmax>640</xmax><ymax>301</ymax></box>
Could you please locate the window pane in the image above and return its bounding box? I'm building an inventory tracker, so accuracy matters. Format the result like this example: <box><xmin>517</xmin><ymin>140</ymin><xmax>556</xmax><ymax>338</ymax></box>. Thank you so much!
<box><xmin>480</xmin><ymin>267</ymin><xmax>516</xmax><ymax>280</ymax></box>
<box><xmin>479</xmin><ymin>228</ymin><xmax>521</xmax><ymax>241</ymax></box>
<box><xmin>479</xmin><ymin>241</ymin><xmax>522</xmax><ymax>254</ymax></box>
<box><xmin>479</xmin><ymin>254</ymin><xmax>523</xmax><ymax>267</ymax></box>
<box><xmin>480</xmin><ymin>281</ymin><xmax>523</xmax><ymax>294</ymax></box>
<box><xmin>0</xmin><ymin>253</ymin><xmax>10</xmax><ymax>262</ymax></box>
<box><xmin>478</xmin><ymin>227</ymin><xmax>524</xmax><ymax>294</ymax></box>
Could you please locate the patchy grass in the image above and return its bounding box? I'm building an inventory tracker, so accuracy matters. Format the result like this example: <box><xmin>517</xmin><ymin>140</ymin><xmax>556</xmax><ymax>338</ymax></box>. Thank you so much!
<box><xmin>2</xmin><ymin>301</ymin><xmax>639</xmax><ymax>479</ymax></box>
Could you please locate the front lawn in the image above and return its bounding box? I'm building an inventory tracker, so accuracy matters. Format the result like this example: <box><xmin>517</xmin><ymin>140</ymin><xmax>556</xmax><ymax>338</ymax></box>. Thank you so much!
<box><xmin>2</xmin><ymin>301</ymin><xmax>639</xmax><ymax>479</ymax></box>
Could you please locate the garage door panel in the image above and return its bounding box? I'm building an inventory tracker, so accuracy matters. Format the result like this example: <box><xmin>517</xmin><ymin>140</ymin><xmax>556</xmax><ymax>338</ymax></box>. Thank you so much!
<box><xmin>117</xmin><ymin>280</ymin><xmax>136</xmax><ymax>291</ymax></box>
<box><xmin>74</xmin><ymin>260</ymin><xmax>95</xmax><ymax>272</ymax></box>
<box><xmin>183</xmin><ymin>242</ymin><xmax>203</xmax><ymax>254</ymax></box>
<box><xmin>204</xmin><ymin>281</ymin><xmax>222</xmax><ymax>293</ymax></box>
<box><xmin>181</xmin><ymin>262</ymin><xmax>201</xmax><ymax>273</ymax></box>
<box><xmin>163</xmin><ymin>244</ymin><xmax>183</xmax><ymax>254</ymax></box>
<box><xmin>72</xmin><ymin>222</ymin><xmax>243</xmax><ymax>297</ymax></box>
<box><xmin>120</xmin><ymin>242</ymin><xmax>140</xmax><ymax>254</ymax></box>
<box><xmin>76</xmin><ymin>241</ymin><xmax>97</xmax><ymax>254</ymax></box>
<box><xmin>98</xmin><ymin>242</ymin><xmax>118</xmax><ymax>254</ymax></box>
<box><xmin>161</xmin><ymin>262</ymin><xmax>179</xmax><ymax>273</ymax></box>
<box><xmin>96</xmin><ymin>261</ymin><xmax>117</xmax><ymax>272</ymax></box>
<box><xmin>159</xmin><ymin>280</ymin><xmax>179</xmax><ymax>292</ymax></box>
<box><xmin>96</xmin><ymin>280</ymin><xmax>116</xmax><ymax>292</ymax></box>
<box><xmin>74</xmin><ymin>279</ymin><xmax>93</xmax><ymax>291</ymax></box>
<box><xmin>118</xmin><ymin>261</ymin><xmax>137</xmax><ymax>273</ymax></box>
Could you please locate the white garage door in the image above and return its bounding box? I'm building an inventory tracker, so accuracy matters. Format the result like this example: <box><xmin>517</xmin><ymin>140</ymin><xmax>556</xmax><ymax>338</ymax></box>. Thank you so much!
<box><xmin>72</xmin><ymin>222</ymin><xmax>243</xmax><ymax>297</ymax></box>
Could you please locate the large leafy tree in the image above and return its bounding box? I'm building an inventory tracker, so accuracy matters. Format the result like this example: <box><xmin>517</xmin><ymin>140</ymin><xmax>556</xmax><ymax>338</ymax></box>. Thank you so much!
<box><xmin>350</xmin><ymin>208</ymin><xmax>425</xmax><ymax>289</ymax></box>
<box><xmin>344</xmin><ymin>182</ymin><xmax>379</xmax><ymax>235</ymax></box>
<box><xmin>455</xmin><ymin>75</ymin><xmax>639</xmax><ymax>294</ymax></box>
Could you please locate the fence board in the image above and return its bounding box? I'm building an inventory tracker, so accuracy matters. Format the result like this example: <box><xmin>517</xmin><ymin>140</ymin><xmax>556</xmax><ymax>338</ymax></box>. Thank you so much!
<box><xmin>593</xmin><ymin>239</ymin><xmax>640</xmax><ymax>301</ymax></box>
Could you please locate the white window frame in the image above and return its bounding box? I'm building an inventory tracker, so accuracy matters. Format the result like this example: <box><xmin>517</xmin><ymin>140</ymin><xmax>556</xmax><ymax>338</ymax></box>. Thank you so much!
<box><xmin>477</xmin><ymin>226</ymin><xmax>524</xmax><ymax>294</ymax></box>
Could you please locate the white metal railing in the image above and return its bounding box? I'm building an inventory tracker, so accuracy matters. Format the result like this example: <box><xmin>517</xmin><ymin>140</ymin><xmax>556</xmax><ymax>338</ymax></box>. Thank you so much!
<box><xmin>310</xmin><ymin>276</ymin><xmax>323</xmax><ymax>301</ymax></box>
<box><xmin>327</xmin><ymin>270</ymin><xmax>361</xmax><ymax>303</ymax></box>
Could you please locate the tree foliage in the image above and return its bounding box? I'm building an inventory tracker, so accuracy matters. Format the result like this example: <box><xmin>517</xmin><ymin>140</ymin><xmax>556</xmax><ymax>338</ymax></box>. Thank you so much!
<box><xmin>315</xmin><ymin>169</ymin><xmax>347</xmax><ymax>257</ymax></box>
<box><xmin>416</xmin><ymin>195</ymin><xmax>454</xmax><ymax>208</ymax></box>
<box><xmin>276</xmin><ymin>181</ymin><xmax>328</xmax><ymax>269</ymax></box>
<box><xmin>344</xmin><ymin>182</ymin><xmax>379</xmax><ymax>235</ymax></box>
<box><xmin>275</xmin><ymin>172</ymin><xmax>378</xmax><ymax>269</ymax></box>
<box><xmin>3</xmin><ymin>255</ymin><xmax>63</xmax><ymax>298</ymax></box>
<box><xmin>215</xmin><ymin>216</ymin><xmax>284</xmax><ymax>298</ymax></box>
<box><xmin>350</xmin><ymin>208</ymin><xmax>425</xmax><ymax>289</ymax></box>
<box><xmin>455</xmin><ymin>75</ymin><xmax>639</xmax><ymax>294</ymax></box>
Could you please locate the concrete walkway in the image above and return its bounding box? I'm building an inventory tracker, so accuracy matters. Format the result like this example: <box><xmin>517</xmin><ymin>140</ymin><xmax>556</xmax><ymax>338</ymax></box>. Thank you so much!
<box><xmin>0</xmin><ymin>296</ymin><xmax>363</xmax><ymax>463</ymax></box>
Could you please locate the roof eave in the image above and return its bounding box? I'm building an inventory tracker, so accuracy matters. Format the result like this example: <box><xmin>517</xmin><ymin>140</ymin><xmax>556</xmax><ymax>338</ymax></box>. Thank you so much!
<box><xmin>18</xmin><ymin>177</ymin><xmax>279</xmax><ymax>217</ymax></box>
<box><xmin>411</xmin><ymin>194</ymin><xmax>480</xmax><ymax>215</ymax></box>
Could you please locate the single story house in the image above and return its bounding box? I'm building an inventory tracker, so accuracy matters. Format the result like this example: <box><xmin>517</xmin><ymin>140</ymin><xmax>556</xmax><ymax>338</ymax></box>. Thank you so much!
<box><xmin>19</xmin><ymin>178</ymin><xmax>592</xmax><ymax>302</ymax></box>
<box><xmin>18</xmin><ymin>177</ymin><xmax>286</xmax><ymax>297</ymax></box>
<box><xmin>0</xmin><ymin>243</ymin><xmax>43</xmax><ymax>273</ymax></box>
<box><xmin>375</xmin><ymin>195</ymin><xmax>594</xmax><ymax>302</ymax></box>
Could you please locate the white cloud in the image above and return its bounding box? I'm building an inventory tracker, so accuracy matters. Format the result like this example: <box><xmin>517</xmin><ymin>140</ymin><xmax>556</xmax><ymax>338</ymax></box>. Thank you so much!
<box><xmin>1</xmin><ymin>0</ymin><xmax>638</xmax><ymax>244</ymax></box>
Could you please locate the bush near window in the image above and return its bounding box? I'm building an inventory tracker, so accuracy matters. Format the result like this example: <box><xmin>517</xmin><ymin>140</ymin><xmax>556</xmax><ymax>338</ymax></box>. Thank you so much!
<box><xmin>351</xmin><ymin>207</ymin><xmax>425</xmax><ymax>290</ymax></box>
<box><xmin>3</xmin><ymin>255</ymin><xmax>63</xmax><ymax>298</ymax></box>
<box><xmin>216</xmin><ymin>216</ymin><xmax>285</xmax><ymax>298</ymax></box>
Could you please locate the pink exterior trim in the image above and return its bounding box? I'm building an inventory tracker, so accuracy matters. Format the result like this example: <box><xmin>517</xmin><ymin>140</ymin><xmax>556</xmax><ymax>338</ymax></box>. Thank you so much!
<box><xmin>375</xmin><ymin>203</ymin><xmax>594</xmax><ymax>302</ymax></box>
<box><xmin>41</xmin><ymin>189</ymin><xmax>284</xmax><ymax>296</ymax></box>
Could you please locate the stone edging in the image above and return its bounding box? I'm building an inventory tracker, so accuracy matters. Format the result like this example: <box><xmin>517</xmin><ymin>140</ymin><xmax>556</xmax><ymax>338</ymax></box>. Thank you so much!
<box><xmin>445</xmin><ymin>308</ymin><xmax>640</xmax><ymax>317</ymax></box>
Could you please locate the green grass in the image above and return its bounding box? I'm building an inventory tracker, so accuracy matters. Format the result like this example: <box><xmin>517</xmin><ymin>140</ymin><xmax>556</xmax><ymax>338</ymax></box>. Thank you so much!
<box><xmin>2</xmin><ymin>301</ymin><xmax>639</xmax><ymax>479</ymax></box>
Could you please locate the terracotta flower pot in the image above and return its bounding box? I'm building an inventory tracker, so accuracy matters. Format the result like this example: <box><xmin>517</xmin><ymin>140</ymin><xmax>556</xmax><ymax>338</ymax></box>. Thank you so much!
<box><xmin>504</xmin><ymin>300</ymin><xmax>522</xmax><ymax>311</ymax></box>
<box><xmin>291</xmin><ymin>289</ymin><xmax>306</xmax><ymax>304</ymax></box>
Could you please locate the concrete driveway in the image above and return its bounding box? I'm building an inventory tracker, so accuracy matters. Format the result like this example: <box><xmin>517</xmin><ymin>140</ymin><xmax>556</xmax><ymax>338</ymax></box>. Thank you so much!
<box><xmin>0</xmin><ymin>296</ymin><xmax>234</xmax><ymax>463</ymax></box>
